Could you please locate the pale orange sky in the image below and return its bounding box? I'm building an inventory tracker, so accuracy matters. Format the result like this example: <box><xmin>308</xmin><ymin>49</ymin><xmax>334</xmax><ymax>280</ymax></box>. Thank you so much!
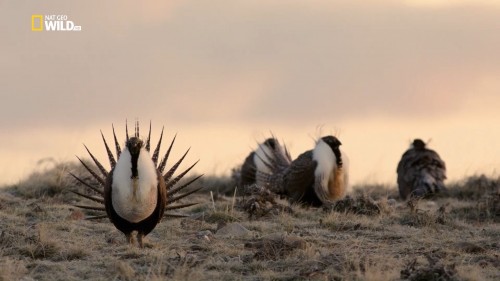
<box><xmin>1</xmin><ymin>0</ymin><xmax>500</xmax><ymax>186</ymax></box>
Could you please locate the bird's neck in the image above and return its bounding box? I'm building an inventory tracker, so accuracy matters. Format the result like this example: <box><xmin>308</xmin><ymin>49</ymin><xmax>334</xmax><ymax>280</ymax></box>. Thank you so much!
<box><xmin>131</xmin><ymin>152</ymin><xmax>139</xmax><ymax>179</ymax></box>
<box><xmin>332</xmin><ymin>147</ymin><xmax>343</xmax><ymax>167</ymax></box>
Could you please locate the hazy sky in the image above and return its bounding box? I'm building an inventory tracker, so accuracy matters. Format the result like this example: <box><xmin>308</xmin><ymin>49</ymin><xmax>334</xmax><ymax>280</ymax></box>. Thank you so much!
<box><xmin>1</xmin><ymin>0</ymin><xmax>500</xmax><ymax>186</ymax></box>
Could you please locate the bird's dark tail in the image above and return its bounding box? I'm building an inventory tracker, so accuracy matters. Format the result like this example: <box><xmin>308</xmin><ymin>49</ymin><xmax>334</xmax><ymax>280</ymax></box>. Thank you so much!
<box><xmin>253</xmin><ymin>138</ymin><xmax>291</xmax><ymax>194</ymax></box>
<box><xmin>412</xmin><ymin>171</ymin><xmax>446</xmax><ymax>198</ymax></box>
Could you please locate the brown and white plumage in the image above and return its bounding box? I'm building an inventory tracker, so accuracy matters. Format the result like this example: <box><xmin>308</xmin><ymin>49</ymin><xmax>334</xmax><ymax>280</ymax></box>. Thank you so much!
<box><xmin>283</xmin><ymin>136</ymin><xmax>349</xmax><ymax>206</ymax></box>
<box><xmin>239</xmin><ymin>138</ymin><xmax>292</xmax><ymax>189</ymax></box>
<box><xmin>70</xmin><ymin>121</ymin><xmax>203</xmax><ymax>247</ymax></box>
<box><xmin>258</xmin><ymin>135</ymin><xmax>349</xmax><ymax>206</ymax></box>
<box><xmin>397</xmin><ymin>139</ymin><xmax>447</xmax><ymax>200</ymax></box>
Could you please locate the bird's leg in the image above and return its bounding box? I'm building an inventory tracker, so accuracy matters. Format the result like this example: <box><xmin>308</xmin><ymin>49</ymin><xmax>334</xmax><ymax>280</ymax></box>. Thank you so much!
<box><xmin>126</xmin><ymin>233</ymin><xmax>134</xmax><ymax>245</ymax></box>
<box><xmin>137</xmin><ymin>233</ymin><xmax>144</xmax><ymax>248</ymax></box>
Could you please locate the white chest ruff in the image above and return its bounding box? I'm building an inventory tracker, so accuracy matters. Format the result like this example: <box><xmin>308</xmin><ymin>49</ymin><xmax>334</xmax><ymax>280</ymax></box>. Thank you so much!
<box><xmin>111</xmin><ymin>148</ymin><xmax>158</xmax><ymax>223</ymax></box>
<box><xmin>313</xmin><ymin>139</ymin><xmax>337</xmax><ymax>190</ymax></box>
<box><xmin>312</xmin><ymin>139</ymin><xmax>350</xmax><ymax>202</ymax></box>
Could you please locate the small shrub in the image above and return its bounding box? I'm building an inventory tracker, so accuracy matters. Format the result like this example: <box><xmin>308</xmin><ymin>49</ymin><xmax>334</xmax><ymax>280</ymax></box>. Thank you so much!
<box><xmin>327</xmin><ymin>195</ymin><xmax>383</xmax><ymax>216</ymax></box>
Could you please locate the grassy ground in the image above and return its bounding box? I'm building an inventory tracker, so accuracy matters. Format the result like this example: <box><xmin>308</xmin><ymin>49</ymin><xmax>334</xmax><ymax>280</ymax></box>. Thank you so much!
<box><xmin>0</xmin><ymin>162</ymin><xmax>498</xmax><ymax>281</ymax></box>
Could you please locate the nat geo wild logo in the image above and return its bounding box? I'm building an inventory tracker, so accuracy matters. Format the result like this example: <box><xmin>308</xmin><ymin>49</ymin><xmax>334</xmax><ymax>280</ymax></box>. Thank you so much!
<box><xmin>31</xmin><ymin>14</ymin><xmax>82</xmax><ymax>31</ymax></box>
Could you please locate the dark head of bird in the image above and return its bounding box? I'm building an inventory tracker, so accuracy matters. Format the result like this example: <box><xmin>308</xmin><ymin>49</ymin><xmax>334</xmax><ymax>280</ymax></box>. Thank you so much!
<box><xmin>263</xmin><ymin>138</ymin><xmax>277</xmax><ymax>150</ymax></box>
<box><xmin>412</xmin><ymin>139</ymin><xmax>426</xmax><ymax>150</ymax></box>
<box><xmin>321</xmin><ymin>136</ymin><xmax>343</xmax><ymax>166</ymax></box>
<box><xmin>126</xmin><ymin>137</ymin><xmax>143</xmax><ymax>179</ymax></box>
<box><xmin>322</xmin><ymin>136</ymin><xmax>342</xmax><ymax>150</ymax></box>
<box><xmin>127</xmin><ymin>137</ymin><xmax>143</xmax><ymax>156</ymax></box>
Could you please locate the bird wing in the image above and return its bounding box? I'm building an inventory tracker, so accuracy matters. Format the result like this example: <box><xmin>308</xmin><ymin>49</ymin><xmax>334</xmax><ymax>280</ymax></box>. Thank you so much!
<box><xmin>424</xmin><ymin>149</ymin><xmax>446</xmax><ymax>180</ymax></box>
<box><xmin>283</xmin><ymin>150</ymin><xmax>317</xmax><ymax>204</ymax></box>
<box><xmin>156</xmin><ymin>171</ymin><xmax>167</xmax><ymax>222</ymax></box>
<box><xmin>103</xmin><ymin>169</ymin><xmax>114</xmax><ymax>221</ymax></box>
<box><xmin>239</xmin><ymin>152</ymin><xmax>257</xmax><ymax>187</ymax></box>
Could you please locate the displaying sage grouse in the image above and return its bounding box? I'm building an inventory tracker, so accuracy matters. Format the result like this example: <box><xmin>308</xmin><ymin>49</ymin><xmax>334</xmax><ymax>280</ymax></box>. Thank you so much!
<box><xmin>283</xmin><ymin>136</ymin><xmax>349</xmax><ymax>206</ymax></box>
<box><xmin>70</xmin><ymin>121</ymin><xmax>203</xmax><ymax>247</ymax></box>
<box><xmin>239</xmin><ymin>137</ymin><xmax>291</xmax><ymax>189</ymax></box>
<box><xmin>397</xmin><ymin>139</ymin><xmax>447</xmax><ymax>200</ymax></box>
<box><xmin>259</xmin><ymin>135</ymin><xmax>349</xmax><ymax>206</ymax></box>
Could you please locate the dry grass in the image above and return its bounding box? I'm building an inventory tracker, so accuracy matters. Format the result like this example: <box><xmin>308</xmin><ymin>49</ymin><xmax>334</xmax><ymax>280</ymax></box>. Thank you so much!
<box><xmin>0</xmin><ymin>165</ymin><xmax>499</xmax><ymax>281</ymax></box>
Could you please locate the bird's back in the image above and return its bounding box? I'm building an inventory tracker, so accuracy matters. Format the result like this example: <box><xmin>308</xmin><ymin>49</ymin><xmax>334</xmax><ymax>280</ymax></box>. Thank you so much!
<box><xmin>397</xmin><ymin>146</ymin><xmax>446</xmax><ymax>199</ymax></box>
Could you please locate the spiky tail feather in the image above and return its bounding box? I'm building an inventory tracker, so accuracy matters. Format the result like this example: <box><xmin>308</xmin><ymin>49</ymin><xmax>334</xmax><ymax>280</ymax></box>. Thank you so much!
<box><xmin>412</xmin><ymin>171</ymin><xmax>446</xmax><ymax>198</ymax></box>
<box><xmin>152</xmin><ymin>127</ymin><xmax>164</xmax><ymax>165</ymax></box>
<box><xmin>253</xmin><ymin>139</ymin><xmax>291</xmax><ymax>193</ymax></box>
<box><xmin>70</xmin><ymin>123</ymin><xmax>204</xmax><ymax>219</ymax></box>
<box><xmin>163</xmin><ymin>148</ymin><xmax>191</xmax><ymax>183</ymax></box>
<box><xmin>100</xmin><ymin>130</ymin><xmax>116</xmax><ymax>169</ymax></box>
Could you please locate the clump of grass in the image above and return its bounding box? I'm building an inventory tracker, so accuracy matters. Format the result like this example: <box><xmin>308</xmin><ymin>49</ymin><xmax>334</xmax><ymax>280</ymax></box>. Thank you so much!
<box><xmin>447</xmin><ymin>174</ymin><xmax>499</xmax><ymax>200</ymax></box>
<box><xmin>356</xmin><ymin>258</ymin><xmax>401</xmax><ymax>281</ymax></box>
<box><xmin>399</xmin><ymin>200</ymin><xmax>451</xmax><ymax>228</ymax></box>
<box><xmin>61</xmin><ymin>245</ymin><xmax>89</xmax><ymax>261</ymax></box>
<box><xmin>191</xmin><ymin>191</ymin><xmax>242</xmax><ymax>224</ymax></box>
<box><xmin>114</xmin><ymin>261</ymin><xmax>136</xmax><ymax>281</ymax></box>
<box><xmin>202</xmin><ymin>211</ymin><xmax>239</xmax><ymax>224</ymax></box>
<box><xmin>327</xmin><ymin>195</ymin><xmax>384</xmax><ymax>216</ymax></box>
<box><xmin>245</xmin><ymin>234</ymin><xmax>307</xmax><ymax>261</ymax></box>
<box><xmin>456</xmin><ymin>265</ymin><xmax>487</xmax><ymax>281</ymax></box>
<box><xmin>0</xmin><ymin>258</ymin><xmax>27</xmax><ymax>281</ymax></box>
<box><xmin>20</xmin><ymin>224</ymin><xmax>60</xmax><ymax>260</ymax></box>
<box><xmin>400</xmin><ymin>256</ymin><xmax>458</xmax><ymax>281</ymax></box>
<box><xmin>321</xmin><ymin>211</ymin><xmax>383</xmax><ymax>231</ymax></box>
<box><xmin>481</xmin><ymin>192</ymin><xmax>500</xmax><ymax>222</ymax></box>
<box><xmin>450</xmin><ymin>193</ymin><xmax>500</xmax><ymax>223</ymax></box>
<box><xmin>399</xmin><ymin>211</ymin><xmax>443</xmax><ymax>228</ymax></box>
<box><xmin>8</xmin><ymin>160</ymin><xmax>81</xmax><ymax>199</ymax></box>
<box><xmin>237</xmin><ymin>184</ymin><xmax>293</xmax><ymax>219</ymax></box>
<box><xmin>21</xmin><ymin>237</ymin><xmax>60</xmax><ymax>260</ymax></box>
<box><xmin>171</xmin><ymin>263</ymin><xmax>205</xmax><ymax>281</ymax></box>
<box><xmin>183</xmin><ymin>174</ymin><xmax>237</xmax><ymax>196</ymax></box>
<box><xmin>351</xmin><ymin>183</ymin><xmax>399</xmax><ymax>199</ymax></box>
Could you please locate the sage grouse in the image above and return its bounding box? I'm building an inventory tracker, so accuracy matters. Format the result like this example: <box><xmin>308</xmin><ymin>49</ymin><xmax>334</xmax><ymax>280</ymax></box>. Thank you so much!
<box><xmin>260</xmin><ymin>135</ymin><xmax>349</xmax><ymax>206</ymax></box>
<box><xmin>397</xmin><ymin>139</ymin><xmax>447</xmax><ymax>200</ymax></box>
<box><xmin>239</xmin><ymin>137</ymin><xmax>291</xmax><ymax>189</ymax></box>
<box><xmin>70</xmin><ymin>121</ymin><xmax>203</xmax><ymax>247</ymax></box>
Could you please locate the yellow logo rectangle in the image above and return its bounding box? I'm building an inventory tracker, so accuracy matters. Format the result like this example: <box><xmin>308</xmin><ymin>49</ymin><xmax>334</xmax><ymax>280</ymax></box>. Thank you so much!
<box><xmin>31</xmin><ymin>15</ymin><xmax>43</xmax><ymax>31</ymax></box>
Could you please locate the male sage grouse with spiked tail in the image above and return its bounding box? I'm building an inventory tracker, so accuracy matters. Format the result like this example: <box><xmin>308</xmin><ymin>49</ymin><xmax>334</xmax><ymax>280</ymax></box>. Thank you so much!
<box><xmin>397</xmin><ymin>139</ymin><xmax>446</xmax><ymax>200</ymax></box>
<box><xmin>281</xmin><ymin>136</ymin><xmax>350</xmax><ymax>206</ymax></box>
<box><xmin>70</xmin><ymin>121</ymin><xmax>203</xmax><ymax>247</ymax></box>
<box><xmin>239</xmin><ymin>138</ymin><xmax>292</xmax><ymax>189</ymax></box>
